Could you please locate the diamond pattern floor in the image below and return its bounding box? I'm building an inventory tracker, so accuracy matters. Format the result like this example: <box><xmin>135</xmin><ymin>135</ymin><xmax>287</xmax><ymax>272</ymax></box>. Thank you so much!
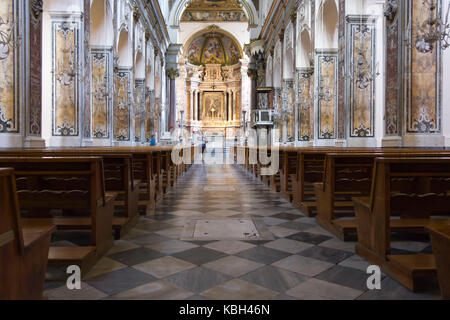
<box><xmin>44</xmin><ymin>164</ymin><xmax>441</xmax><ymax>300</ymax></box>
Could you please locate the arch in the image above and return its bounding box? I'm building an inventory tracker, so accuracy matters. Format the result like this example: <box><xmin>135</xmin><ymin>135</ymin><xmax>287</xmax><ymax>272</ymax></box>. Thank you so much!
<box><xmin>316</xmin><ymin>0</ymin><xmax>338</xmax><ymax>49</ymax></box>
<box><xmin>297</xmin><ymin>28</ymin><xmax>312</xmax><ymax>68</ymax></box>
<box><xmin>117</xmin><ymin>30</ymin><xmax>131</xmax><ymax>67</ymax></box>
<box><xmin>90</xmin><ymin>0</ymin><xmax>113</xmax><ymax>47</ymax></box>
<box><xmin>168</xmin><ymin>0</ymin><xmax>259</xmax><ymax>29</ymax></box>
<box><xmin>266</xmin><ymin>55</ymin><xmax>273</xmax><ymax>87</ymax></box>
<box><xmin>154</xmin><ymin>59</ymin><xmax>162</xmax><ymax>98</ymax></box>
<box><xmin>283</xmin><ymin>23</ymin><xmax>294</xmax><ymax>79</ymax></box>
<box><xmin>135</xmin><ymin>52</ymin><xmax>145</xmax><ymax>79</ymax></box>
<box><xmin>146</xmin><ymin>42</ymin><xmax>155</xmax><ymax>89</ymax></box>
<box><xmin>273</xmin><ymin>40</ymin><xmax>282</xmax><ymax>88</ymax></box>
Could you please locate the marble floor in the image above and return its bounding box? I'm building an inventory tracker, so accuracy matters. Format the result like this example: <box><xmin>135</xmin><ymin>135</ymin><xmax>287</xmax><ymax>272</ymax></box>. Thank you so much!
<box><xmin>44</xmin><ymin>164</ymin><xmax>442</xmax><ymax>300</ymax></box>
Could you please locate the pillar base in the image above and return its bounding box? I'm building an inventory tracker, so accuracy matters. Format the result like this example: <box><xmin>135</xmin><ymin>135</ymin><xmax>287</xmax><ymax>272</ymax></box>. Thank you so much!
<box><xmin>402</xmin><ymin>135</ymin><xmax>445</xmax><ymax>147</ymax></box>
<box><xmin>335</xmin><ymin>140</ymin><xmax>347</xmax><ymax>147</ymax></box>
<box><xmin>381</xmin><ymin>136</ymin><xmax>402</xmax><ymax>147</ymax></box>
<box><xmin>82</xmin><ymin>139</ymin><xmax>94</xmax><ymax>147</ymax></box>
<box><xmin>445</xmin><ymin>136</ymin><xmax>450</xmax><ymax>147</ymax></box>
<box><xmin>295</xmin><ymin>141</ymin><xmax>314</xmax><ymax>147</ymax></box>
<box><xmin>24</xmin><ymin>137</ymin><xmax>46</xmax><ymax>148</ymax></box>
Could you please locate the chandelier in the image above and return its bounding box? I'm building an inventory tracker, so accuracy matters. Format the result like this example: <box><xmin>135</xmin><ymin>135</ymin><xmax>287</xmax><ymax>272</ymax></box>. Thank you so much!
<box><xmin>415</xmin><ymin>0</ymin><xmax>450</xmax><ymax>53</ymax></box>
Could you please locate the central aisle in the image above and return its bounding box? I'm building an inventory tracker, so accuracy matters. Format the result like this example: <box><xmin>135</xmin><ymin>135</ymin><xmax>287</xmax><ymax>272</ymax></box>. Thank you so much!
<box><xmin>44</xmin><ymin>165</ymin><xmax>440</xmax><ymax>300</ymax></box>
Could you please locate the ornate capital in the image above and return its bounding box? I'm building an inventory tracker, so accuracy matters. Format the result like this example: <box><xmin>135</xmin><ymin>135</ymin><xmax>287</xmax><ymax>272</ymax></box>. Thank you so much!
<box><xmin>133</xmin><ymin>6</ymin><xmax>141</xmax><ymax>24</ymax></box>
<box><xmin>290</xmin><ymin>12</ymin><xmax>297</xmax><ymax>25</ymax></box>
<box><xmin>166</xmin><ymin>68</ymin><xmax>180</xmax><ymax>80</ymax></box>
<box><xmin>384</xmin><ymin>0</ymin><xmax>398</xmax><ymax>23</ymax></box>
<box><xmin>145</xmin><ymin>29</ymin><xmax>151</xmax><ymax>42</ymax></box>
<box><xmin>247</xmin><ymin>68</ymin><xmax>258</xmax><ymax>80</ymax></box>
<box><xmin>279</xmin><ymin>29</ymin><xmax>285</xmax><ymax>42</ymax></box>
<box><xmin>30</xmin><ymin>0</ymin><xmax>43</xmax><ymax>25</ymax></box>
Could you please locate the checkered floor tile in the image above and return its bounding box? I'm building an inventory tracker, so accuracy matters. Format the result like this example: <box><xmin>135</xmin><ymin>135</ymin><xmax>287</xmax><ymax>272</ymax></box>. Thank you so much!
<box><xmin>44</xmin><ymin>164</ymin><xmax>441</xmax><ymax>300</ymax></box>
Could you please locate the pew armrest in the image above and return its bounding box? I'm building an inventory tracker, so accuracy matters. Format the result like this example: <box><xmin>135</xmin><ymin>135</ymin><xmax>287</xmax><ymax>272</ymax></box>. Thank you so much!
<box><xmin>22</xmin><ymin>222</ymin><xmax>56</xmax><ymax>251</ymax></box>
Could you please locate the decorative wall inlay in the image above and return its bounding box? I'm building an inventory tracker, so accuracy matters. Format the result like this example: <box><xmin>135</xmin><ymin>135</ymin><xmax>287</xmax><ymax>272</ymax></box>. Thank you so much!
<box><xmin>297</xmin><ymin>69</ymin><xmax>313</xmax><ymax>141</ymax></box>
<box><xmin>83</xmin><ymin>0</ymin><xmax>91</xmax><ymax>139</ymax></box>
<box><xmin>385</xmin><ymin>0</ymin><xmax>401</xmax><ymax>136</ymax></box>
<box><xmin>337</xmin><ymin>0</ymin><xmax>346</xmax><ymax>139</ymax></box>
<box><xmin>52</xmin><ymin>19</ymin><xmax>81</xmax><ymax>137</ymax></box>
<box><xmin>134</xmin><ymin>79</ymin><xmax>145</xmax><ymax>142</ymax></box>
<box><xmin>282</xmin><ymin>79</ymin><xmax>295</xmax><ymax>141</ymax></box>
<box><xmin>315</xmin><ymin>52</ymin><xmax>338</xmax><ymax>140</ymax></box>
<box><xmin>346</xmin><ymin>17</ymin><xmax>376</xmax><ymax>138</ymax></box>
<box><xmin>29</xmin><ymin>0</ymin><xmax>42</xmax><ymax>136</ymax></box>
<box><xmin>114</xmin><ymin>69</ymin><xmax>132</xmax><ymax>141</ymax></box>
<box><xmin>406</xmin><ymin>0</ymin><xmax>441</xmax><ymax>134</ymax></box>
<box><xmin>92</xmin><ymin>49</ymin><xmax>112</xmax><ymax>139</ymax></box>
<box><xmin>0</xmin><ymin>0</ymin><xmax>17</xmax><ymax>134</ymax></box>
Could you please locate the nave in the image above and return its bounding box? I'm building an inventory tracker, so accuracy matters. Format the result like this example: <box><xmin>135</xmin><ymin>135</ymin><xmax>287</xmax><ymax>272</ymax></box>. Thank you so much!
<box><xmin>42</xmin><ymin>164</ymin><xmax>442</xmax><ymax>300</ymax></box>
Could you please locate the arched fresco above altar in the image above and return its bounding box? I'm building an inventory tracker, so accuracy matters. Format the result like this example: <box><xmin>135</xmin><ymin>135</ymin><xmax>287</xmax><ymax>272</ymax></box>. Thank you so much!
<box><xmin>181</xmin><ymin>0</ymin><xmax>248</xmax><ymax>22</ymax></box>
<box><xmin>185</xmin><ymin>27</ymin><xmax>242</xmax><ymax>66</ymax></box>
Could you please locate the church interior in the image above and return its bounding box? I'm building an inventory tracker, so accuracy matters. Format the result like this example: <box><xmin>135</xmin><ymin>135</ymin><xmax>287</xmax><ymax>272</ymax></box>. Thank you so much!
<box><xmin>1</xmin><ymin>0</ymin><xmax>450</xmax><ymax>302</ymax></box>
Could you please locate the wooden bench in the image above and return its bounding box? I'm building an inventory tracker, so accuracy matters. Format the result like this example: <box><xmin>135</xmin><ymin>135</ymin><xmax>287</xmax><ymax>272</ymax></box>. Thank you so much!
<box><xmin>0</xmin><ymin>157</ymin><xmax>116</xmax><ymax>274</ymax></box>
<box><xmin>0</xmin><ymin>149</ymin><xmax>141</xmax><ymax>237</ymax></box>
<box><xmin>314</xmin><ymin>151</ymin><xmax>450</xmax><ymax>240</ymax></box>
<box><xmin>354</xmin><ymin>157</ymin><xmax>450</xmax><ymax>291</ymax></box>
<box><xmin>0</xmin><ymin>168</ymin><xmax>55</xmax><ymax>299</ymax></box>
<box><xmin>426</xmin><ymin>225</ymin><xmax>450</xmax><ymax>299</ymax></box>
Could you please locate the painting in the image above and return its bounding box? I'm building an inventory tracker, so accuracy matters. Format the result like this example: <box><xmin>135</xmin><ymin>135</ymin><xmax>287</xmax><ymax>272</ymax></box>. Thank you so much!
<box><xmin>202</xmin><ymin>37</ymin><xmax>225</xmax><ymax>64</ymax></box>
<box><xmin>203</xmin><ymin>92</ymin><xmax>224</xmax><ymax>120</ymax></box>
<box><xmin>52</xmin><ymin>19</ymin><xmax>80</xmax><ymax>137</ymax></box>
<box><xmin>0</xmin><ymin>0</ymin><xmax>16</xmax><ymax>133</ymax></box>
<box><xmin>186</xmin><ymin>33</ymin><xmax>241</xmax><ymax>66</ymax></box>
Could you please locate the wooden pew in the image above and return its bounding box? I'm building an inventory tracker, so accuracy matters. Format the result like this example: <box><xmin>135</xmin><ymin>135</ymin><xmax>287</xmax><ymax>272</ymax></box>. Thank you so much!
<box><xmin>279</xmin><ymin>148</ymin><xmax>299</xmax><ymax>202</ymax></box>
<box><xmin>426</xmin><ymin>225</ymin><xmax>450</xmax><ymax>299</ymax></box>
<box><xmin>314</xmin><ymin>151</ymin><xmax>450</xmax><ymax>240</ymax></box>
<box><xmin>291</xmin><ymin>150</ymin><xmax>329</xmax><ymax>216</ymax></box>
<box><xmin>0</xmin><ymin>149</ymin><xmax>141</xmax><ymax>237</ymax></box>
<box><xmin>0</xmin><ymin>168</ymin><xmax>55</xmax><ymax>300</ymax></box>
<box><xmin>0</xmin><ymin>157</ymin><xmax>116</xmax><ymax>274</ymax></box>
<box><xmin>354</xmin><ymin>157</ymin><xmax>450</xmax><ymax>291</ymax></box>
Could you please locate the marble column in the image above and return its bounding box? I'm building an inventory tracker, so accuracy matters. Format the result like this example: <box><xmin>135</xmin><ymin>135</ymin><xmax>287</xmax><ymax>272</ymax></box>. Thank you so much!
<box><xmin>291</xmin><ymin>12</ymin><xmax>298</xmax><ymax>142</ymax></box>
<box><xmin>166</xmin><ymin>68</ymin><xmax>179</xmax><ymax>130</ymax></box>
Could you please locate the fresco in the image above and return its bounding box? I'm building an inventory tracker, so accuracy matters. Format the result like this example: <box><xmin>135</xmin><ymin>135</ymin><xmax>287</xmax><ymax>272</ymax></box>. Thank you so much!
<box><xmin>181</xmin><ymin>0</ymin><xmax>248</xmax><ymax>22</ymax></box>
<box><xmin>114</xmin><ymin>70</ymin><xmax>131</xmax><ymax>141</ymax></box>
<box><xmin>52</xmin><ymin>20</ymin><xmax>80</xmax><ymax>137</ymax></box>
<box><xmin>92</xmin><ymin>51</ymin><xmax>111</xmax><ymax>139</ymax></box>
<box><xmin>181</xmin><ymin>11</ymin><xmax>247</xmax><ymax>22</ymax></box>
<box><xmin>0</xmin><ymin>0</ymin><xmax>16</xmax><ymax>133</ymax></box>
<box><xmin>186</xmin><ymin>33</ymin><xmax>241</xmax><ymax>66</ymax></box>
